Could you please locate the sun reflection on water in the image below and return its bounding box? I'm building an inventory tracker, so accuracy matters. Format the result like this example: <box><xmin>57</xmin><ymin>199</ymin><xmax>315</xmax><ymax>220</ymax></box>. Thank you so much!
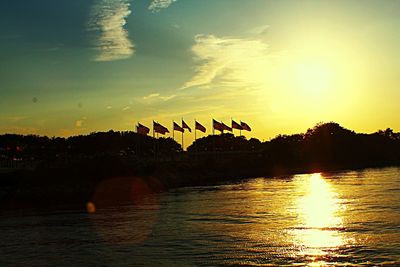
<box><xmin>293</xmin><ymin>173</ymin><xmax>345</xmax><ymax>259</ymax></box>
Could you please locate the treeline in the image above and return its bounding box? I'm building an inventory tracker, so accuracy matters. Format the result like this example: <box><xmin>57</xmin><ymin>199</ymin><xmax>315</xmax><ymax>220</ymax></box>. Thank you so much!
<box><xmin>0</xmin><ymin>130</ymin><xmax>181</xmax><ymax>162</ymax></box>
<box><xmin>187</xmin><ymin>122</ymin><xmax>400</xmax><ymax>171</ymax></box>
<box><xmin>1</xmin><ymin>122</ymin><xmax>400</xmax><ymax>170</ymax></box>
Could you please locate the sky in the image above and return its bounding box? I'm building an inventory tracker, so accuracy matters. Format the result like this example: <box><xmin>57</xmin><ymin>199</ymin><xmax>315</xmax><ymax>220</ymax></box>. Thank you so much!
<box><xmin>1</xmin><ymin>0</ymin><xmax>400</xmax><ymax>147</ymax></box>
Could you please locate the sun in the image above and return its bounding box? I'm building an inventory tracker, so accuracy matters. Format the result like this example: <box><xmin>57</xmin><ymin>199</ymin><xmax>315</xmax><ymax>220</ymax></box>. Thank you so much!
<box><xmin>295</xmin><ymin>62</ymin><xmax>332</xmax><ymax>96</ymax></box>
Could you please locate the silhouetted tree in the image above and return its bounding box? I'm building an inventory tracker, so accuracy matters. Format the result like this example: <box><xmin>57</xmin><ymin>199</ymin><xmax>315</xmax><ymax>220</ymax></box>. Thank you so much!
<box><xmin>1</xmin><ymin>122</ymin><xmax>400</xmax><ymax>172</ymax></box>
<box><xmin>188</xmin><ymin>134</ymin><xmax>262</xmax><ymax>152</ymax></box>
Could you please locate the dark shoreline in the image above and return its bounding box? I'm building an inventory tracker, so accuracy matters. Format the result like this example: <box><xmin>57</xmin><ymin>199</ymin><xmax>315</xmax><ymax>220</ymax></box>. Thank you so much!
<box><xmin>1</xmin><ymin>155</ymin><xmax>399</xmax><ymax>214</ymax></box>
<box><xmin>2</xmin><ymin>122</ymin><xmax>400</xmax><ymax>213</ymax></box>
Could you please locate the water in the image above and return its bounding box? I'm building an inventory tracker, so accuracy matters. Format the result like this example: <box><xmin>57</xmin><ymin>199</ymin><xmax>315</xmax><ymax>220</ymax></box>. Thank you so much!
<box><xmin>1</xmin><ymin>167</ymin><xmax>400</xmax><ymax>266</ymax></box>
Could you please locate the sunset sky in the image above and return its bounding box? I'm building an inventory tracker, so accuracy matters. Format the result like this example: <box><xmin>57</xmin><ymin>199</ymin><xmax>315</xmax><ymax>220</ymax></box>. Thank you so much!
<box><xmin>1</xmin><ymin>0</ymin><xmax>400</xmax><ymax>146</ymax></box>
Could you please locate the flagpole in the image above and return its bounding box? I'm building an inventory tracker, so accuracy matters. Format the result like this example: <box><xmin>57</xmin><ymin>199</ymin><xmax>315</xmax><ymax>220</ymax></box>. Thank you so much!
<box><xmin>157</xmin><ymin>132</ymin><xmax>159</xmax><ymax>160</ymax></box>
<box><xmin>136</xmin><ymin>123</ymin><xmax>140</xmax><ymax>157</ymax></box>
<box><xmin>194</xmin><ymin>119</ymin><xmax>197</xmax><ymax>159</ymax></box>
<box><xmin>135</xmin><ymin>123</ymin><xmax>138</xmax><ymax>156</ymax></box>
<box><xmin>181</xmin><ymin>117</ymin><xmax>184</xmax><ymax>151</ymax></box>
<box><xmin>212</xmin><ymin>118</ymin><xmax>216</xmax><ymax>159</ymax></box>
<box><xmin>231</xmin><ymin>117</ymin><xmax>234</xmax><ymax>136</ymax></box>
<box><xmin>194</xmin><ymin>119</ymin><xmax>197</xmax><ymax>141</ymax></box>
<box><xmin>153</xmin><ymin>121</ymin><xmax>156</xmax><ymax>160</ymax></box>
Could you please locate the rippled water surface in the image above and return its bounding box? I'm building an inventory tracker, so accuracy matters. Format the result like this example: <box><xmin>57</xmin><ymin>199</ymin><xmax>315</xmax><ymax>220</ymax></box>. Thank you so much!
<box><xmin>1</xmin><ymin>167</ymin><xmax>400</xmax><ymax>266</ymax></box>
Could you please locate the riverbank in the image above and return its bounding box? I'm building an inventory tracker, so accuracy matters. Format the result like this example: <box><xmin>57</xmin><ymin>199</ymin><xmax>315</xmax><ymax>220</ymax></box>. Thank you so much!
<box><xmin>1</xmin><ymin>154</ymin><xmax>399</xmax><ymax>213</ymax></box>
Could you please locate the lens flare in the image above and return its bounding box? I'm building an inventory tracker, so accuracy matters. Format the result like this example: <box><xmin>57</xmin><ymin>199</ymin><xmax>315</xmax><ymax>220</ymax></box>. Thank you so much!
<box><xmin>88</xmin><ymin>176</ymin><xmax>161</xmax><ymax>245</ymax></box>
<box><xmin>86</xmin><ymin>201</ymin><xmax>96</xmax><ymax>214</ymax></box>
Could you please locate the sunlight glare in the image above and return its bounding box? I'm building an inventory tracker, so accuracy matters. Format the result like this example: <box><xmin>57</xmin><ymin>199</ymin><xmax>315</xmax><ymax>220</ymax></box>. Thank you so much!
<box><xmin>294</xmin><ymin>173</ymin><xmax>344</xmax><ymax>257</ymax></box>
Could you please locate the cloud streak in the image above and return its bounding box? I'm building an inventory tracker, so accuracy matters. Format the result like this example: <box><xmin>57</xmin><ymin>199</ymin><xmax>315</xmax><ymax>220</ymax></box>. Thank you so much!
<box><xmin>88</xmin><ymin>0</ymin><xmax>134</xmax><ymax>61</ymax></box>
<box><xmin>182</xmin><ymin>34</ymin><xmax>274</xmax><ymax>89</ymax></box>
<box><xmin>148</xmin><ymin>0</ymin><xmax>177</xmax><ymax>12</ymax></box>
<box><xmin>141</xmin><ymin>92</ymin><xmax>177</xmax><ymax>103</ymax></box>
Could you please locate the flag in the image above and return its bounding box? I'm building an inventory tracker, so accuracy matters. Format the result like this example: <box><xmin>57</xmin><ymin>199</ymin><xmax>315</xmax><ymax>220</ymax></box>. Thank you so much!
<box><xmin>222</xmin><ymin>122</ymin><xmax>232</xmax><ymax>132</ymax></box>
<box><xmin>213</xmin><ymin>119</ymin><xmax>224</xmax><ymax>132</ymax></box>
<box><xmin>232</xmin><ymin>120</ymin><xmax>243</xmax><ymax>130</ymax></box>
<box><xmin>173</xmin><ymin>122</ymin><xmax>184</xmax><ymax>133</ymax></box>
<box><xmin>182</xmin><ymin>120</ymin><xmax>191</xmax><ymax>132</ymax></box>
<box><xmin>153</xmin><ymin>121</ymin><xmax>169</xmax><ymax>135</ymax></box>
<box><xmin>136</xmin><ymin>123</ymin><xmax>150</xmax><ymax>135</ymax></box>
<box><xmin>241</xmin><ymin>121</ymin><xmax>251</xmax><ymax>131</ymax></box>
<box><xmin>195</xmin><ymin>121</ymin><xmax>206</xmax><ymax>133</ymax></box>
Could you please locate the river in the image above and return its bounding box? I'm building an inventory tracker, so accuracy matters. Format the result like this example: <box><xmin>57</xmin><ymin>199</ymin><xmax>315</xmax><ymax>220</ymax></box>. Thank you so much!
<box><xmin>1</xmin><ymin>167</ymin><xmax>399</xmax><ymax>266</ymax></box>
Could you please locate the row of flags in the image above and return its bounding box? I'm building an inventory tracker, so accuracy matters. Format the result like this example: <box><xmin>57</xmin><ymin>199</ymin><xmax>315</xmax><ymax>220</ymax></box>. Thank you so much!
<box><xmin>212</xmin><ymin>119</ymin><xmax>251</xmax><ymax>132</ymax></box>
<box><xmin>136</xmin><ymin>120</ymin><xmax>251</xmax><ymax>136</ymax></box>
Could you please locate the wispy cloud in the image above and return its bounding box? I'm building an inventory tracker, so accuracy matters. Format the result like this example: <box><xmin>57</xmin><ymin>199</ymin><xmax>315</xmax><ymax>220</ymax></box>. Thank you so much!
<box><xmin>75</xmin><ymin>120</ymin><xmax>84</xmax><ymax>127</ymax></box>
<box><xmin>148</xmin><ymin>0</ymin><xmax>177</xmax><ymax>12</ymax></box>
<box><xmin>182</xmin><ymin>34</ymin><xmax>275</xmax><ymax>89</ymax></box>
<box><xmin>75</xmin><ymin>117</ymin><xmax>87</xmax><ymax>128</ymax></box>
<box><xmin>143</xmin><ymin>93</ymin><xmax>160</xmax><ymax>100</ymax></box>
<box><xmin>249</xmin><ymin>24</ymin><xmax>270</xmax><ymax>35</ymax></box>
<box><xmin>160</xmin><ymin>95</ymin><xmax>176</xmax><ymax>101</ymax></box>
<box><xmin>5</xmin><ymin>115</ymin><xmax>29</xmax><ymax>122</ymax></box>
<box><xmin>88</xmin><ymin>0</ymin><xmax>134</xmax><ymax>61</ymax></box>
<box><xmin>141</xmin><ymin>92</ymin><xmax>177</xmax><ymax>102</ymax></box>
